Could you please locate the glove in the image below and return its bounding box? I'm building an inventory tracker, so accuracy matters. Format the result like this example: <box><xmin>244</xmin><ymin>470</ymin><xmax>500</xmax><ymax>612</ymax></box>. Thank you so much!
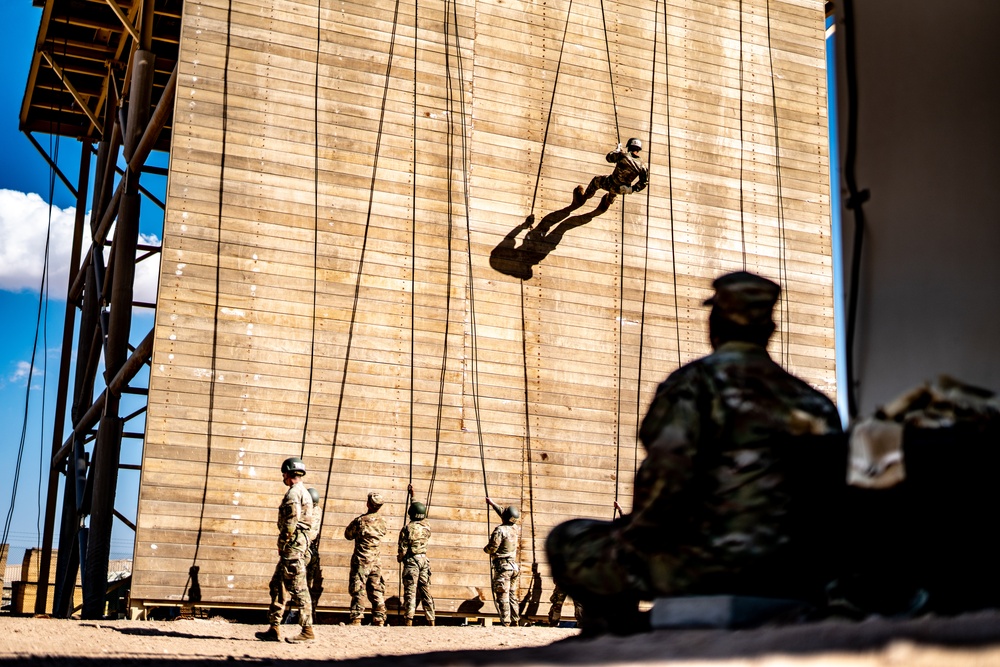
<box><xmin>633</xmin><ymin>182</ymin><xmax>645</xmax><ymax>193</ymax></box>
<box><xmin>618</xmin><ymin>185</ymin><xmax>633</xmax><ymax>195</ymax></box>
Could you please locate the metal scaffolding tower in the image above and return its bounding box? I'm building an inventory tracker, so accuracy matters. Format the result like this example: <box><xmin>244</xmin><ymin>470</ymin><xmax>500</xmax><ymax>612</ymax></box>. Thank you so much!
<box><xmin>18</xmin><ymin>0</ymin><xmax>181</xmax><ymax>618</ymax></box>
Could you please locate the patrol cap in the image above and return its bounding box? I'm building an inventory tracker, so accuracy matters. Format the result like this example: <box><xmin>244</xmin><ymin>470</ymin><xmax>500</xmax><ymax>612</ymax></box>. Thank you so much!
<box><xmin>367</xmin><ymin>492</ymin><xmax>384</xmax><ymax>508</ymax></box>
<box><xmin>703</xmin><ymin>271</ymin><xmax>780</xmax><ymax>327</ymax></box>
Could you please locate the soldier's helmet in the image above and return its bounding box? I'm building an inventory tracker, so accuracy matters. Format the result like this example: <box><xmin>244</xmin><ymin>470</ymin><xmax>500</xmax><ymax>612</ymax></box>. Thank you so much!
<box><xmin>281</xmin><ymin>457</ymin><xmax>306</xmax><ymax>476</ymax></box>
<box><xmin>626</xmin><ymin>137</ymin><xmax>642</xmax><ymax>153</ymax></box>
<box><xmin>308</xmin><ymin>488</ymin><xmax>320</xmax><ymax>505</ymax></box>
<box><xmin>703</xmin><ymin>271</ymin><xmax>780</xmax><ymax>328</ymax></box>
<box><xmin>367</xmin><ymin>492</ymin><xmax>384</xmax><ymax>509</ymax></box>
<box><xmin>408</xmin><ymin>501</ymin><xmax>427</xmax><ymax>521</ymax></box>
<box><xmin>502</xmin><ymin>505</ymin><xmax>521</xmax><ymax>524</ymax></box>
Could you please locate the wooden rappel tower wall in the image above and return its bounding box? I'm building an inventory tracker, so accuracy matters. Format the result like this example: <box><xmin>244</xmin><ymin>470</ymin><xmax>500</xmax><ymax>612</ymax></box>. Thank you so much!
<box><xmin>132</xmin><ymin>0</ymin><xmax>835</xmax><ymax>615</ymax></box>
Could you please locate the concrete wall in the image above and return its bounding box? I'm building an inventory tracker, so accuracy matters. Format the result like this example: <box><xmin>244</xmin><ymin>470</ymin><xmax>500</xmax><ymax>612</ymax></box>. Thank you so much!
<box><xmin>835</xmin><ymin>1</ymin><xmax>1000</xmax><ymax>415</ymax></box>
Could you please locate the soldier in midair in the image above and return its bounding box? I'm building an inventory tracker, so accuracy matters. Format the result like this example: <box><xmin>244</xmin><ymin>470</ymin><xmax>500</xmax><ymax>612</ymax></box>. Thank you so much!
<box><xmin>397</xmin><ymin>485</ymin><xmax>436</xmax><ymax>626</ymax></box>
<box><xmin>345</xmin><ymin>492</ymin><xmax>388</xmax><ymax>626</ymax></box>
<box><xmin>572</xmin><ymin>138</ymin><xmax>648</xmax><ymax>212</ymax></box>
<box><xmin>256</xmin><ymin>457</ymin><xmax>314</xmax><ymax>642</ymax></box>
<box><xmin>484</xmin><ymin>497</ymin><xmax>521</xmax><ymax>627</ymax></box>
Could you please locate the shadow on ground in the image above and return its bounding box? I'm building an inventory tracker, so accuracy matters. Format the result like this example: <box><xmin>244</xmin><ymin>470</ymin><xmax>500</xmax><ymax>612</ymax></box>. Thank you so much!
<box><xmin>9</xmin><ymin>612</ymin><xmax>1000</xmax><ymax>666</ymax></box>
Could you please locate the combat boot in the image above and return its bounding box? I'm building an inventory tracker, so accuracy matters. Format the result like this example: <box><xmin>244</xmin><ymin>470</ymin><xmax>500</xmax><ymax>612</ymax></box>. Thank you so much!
<box><xmin>404</xmin><ymin>618</ymin><xmax>413</xmax><ymax>626</ymax></box>
<box><xmin>372</xmin><ymin>618</ymin><xmax>385</xmax><ymax>627</ymax></box>
<box><xmin>596</xmin><ymin>192</ymin><xmax>614</xmax><ymax>212</ymax></box>
<box><xmin>572</xmin><ymin>185</ymin><xmax>587</xmax><ymax>207</ymax></box>
<box><xmin>286</xmin><ymin>626</ymin><xmax>315</xmax><ymax>643</ymax></box>
<box><xmin>254</xmin><ymin>625</ymin><xmax>281</xmax><ymax>642</ymax></box>
<box><xmin>349</xmin><ymin>617</ymin><xmax>362</xmax><ymax>626</ymax></box>
<box><xmin>427</xmin><ymin>618</ymin><xmax>435</xmax><ymax>627</ymax></box>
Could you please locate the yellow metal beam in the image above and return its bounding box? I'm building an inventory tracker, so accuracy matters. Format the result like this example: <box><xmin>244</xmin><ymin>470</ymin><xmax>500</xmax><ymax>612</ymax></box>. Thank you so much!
<box><xmin>103</xmin><ymin>0</ymin><xmax>140</xmax><ymax>44</ymax></box>
<box><xmin>38</xmin><ymin>50</ymin><xmax>103</xmax><ymax>135</ymax></box>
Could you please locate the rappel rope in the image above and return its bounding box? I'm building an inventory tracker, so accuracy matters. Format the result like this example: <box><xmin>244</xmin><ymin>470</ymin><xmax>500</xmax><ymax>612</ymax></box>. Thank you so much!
<box><xmin>320</xmin><ymin>0</ymin><xmax>405</xmax><ymax>519</ymax></box>
<box><xmin>764</xmin><ymin>0</ymin><xmax>793</xmax><ymax>368</ymax></box>
<box><xmin>185</xmin><ymin>0</ymin><xmax>236</xmax><ymax>602</ymax></box>
<box><xmin>298</xmin><ymin>0</ymin><xmax>323</xmax><ymax>460</ymax></box>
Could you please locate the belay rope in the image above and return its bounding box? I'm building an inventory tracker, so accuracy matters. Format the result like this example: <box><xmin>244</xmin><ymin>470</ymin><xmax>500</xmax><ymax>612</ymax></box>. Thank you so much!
<box><xmin>735</xmin><ymin>0</ymin><xmax>792</xmax><ymax>367</ymax></box>
<box><xmin>320</xmin><ymin>0</ymin><xmax>404</xmax><ymax>523</ymax></box>
<box><xmin>298</xmin><ymin>0</ymin><xmax>322</xmax><ymax>461</ymax></box>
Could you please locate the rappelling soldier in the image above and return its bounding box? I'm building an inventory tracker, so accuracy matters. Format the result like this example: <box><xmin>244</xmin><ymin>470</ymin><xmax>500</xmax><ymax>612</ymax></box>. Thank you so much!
<box><xmin>305</xmin><ymin>487</ymin><xmax>323</xmax><ymax>614</ymax></box>
<box><xmin>397</xmin><ymin>485</ymin><xmax>436</xmax><ymax>626</ymax></box>
<box><xmin>256</xmin><ymin>457</ymin><xmax>314</xmax><ymax>643</ymax></box>
<box><xmin>345</xmin><ymin>491</ymin><xmax>388</xmax><ymax>626</ymax></box>
<box><xmin>573</xmin><ymin>137</ymin><xmax>648</xmax><ymax>212</ymax></box>
<box><xmin>484</xmin><ymin>497</ymin><xmax>521</xmax><ymax>627</ymax></box>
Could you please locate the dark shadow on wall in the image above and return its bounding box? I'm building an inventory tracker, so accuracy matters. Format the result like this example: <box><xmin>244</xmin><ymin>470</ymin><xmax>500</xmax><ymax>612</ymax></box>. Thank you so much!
<box><xmin>489</xmin><ymin>203</ymin><xmax>605</xmax><ymax>281</ymax></box>
<box><xmin>519</xmin><ymin>563</ymin><xmax>543</xmax><ymax>619</ymax></box>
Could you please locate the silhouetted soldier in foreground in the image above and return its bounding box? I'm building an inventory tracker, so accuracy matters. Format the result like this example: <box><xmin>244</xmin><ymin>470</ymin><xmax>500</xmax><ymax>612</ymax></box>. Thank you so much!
<box><xmin>547</xmin><ymin>271</ymin><xmax>843</xmax><ymax>635</ymax></box>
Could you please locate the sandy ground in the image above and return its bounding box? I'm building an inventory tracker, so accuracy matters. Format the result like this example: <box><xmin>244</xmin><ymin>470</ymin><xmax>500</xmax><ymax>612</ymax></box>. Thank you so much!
<box><xmin>3</xmin><ymin>612</ymin><xmax>1000</xmax><ymax>666</ymax></box>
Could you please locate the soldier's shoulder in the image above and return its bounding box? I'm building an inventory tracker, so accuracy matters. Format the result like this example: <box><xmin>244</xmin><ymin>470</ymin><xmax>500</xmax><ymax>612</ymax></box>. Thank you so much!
<box><xmin>651</xmin><ymin>358</ymin><xmax>708</xmax><ymax>397</ymax></box>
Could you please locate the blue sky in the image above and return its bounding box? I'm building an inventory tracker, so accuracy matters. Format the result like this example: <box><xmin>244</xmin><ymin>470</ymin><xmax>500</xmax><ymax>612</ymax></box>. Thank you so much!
<box><xmin>0</xmin><ymin>3</ymin><xmax>162</xmax><ymax>565</ymax></box>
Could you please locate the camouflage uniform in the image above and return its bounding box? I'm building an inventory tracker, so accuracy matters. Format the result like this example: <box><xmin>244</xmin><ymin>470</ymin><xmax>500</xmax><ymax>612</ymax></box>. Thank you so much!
<box><xmin>397</xmin><ymin>519</ymin><xmax>436</xmax><ymax>623</ymax></box>
<box><xmin>547</xmin><ymin>583</ymin><xmax>582</xmax><ymax>626</ymax></box>
<box><xmin>546</xmin><ymin>271</ymin><xmax>843</xmax><ymax>633</ymax></box>
<box><xmin>485</xmin><ymin>522</ymin><xmax>521</xmax><ymax>626</ymax></box>
<box><xmin>578</xmin><ymin>144</ymin><xmax>648</xmax><ymax>210</ymax></box>
<box><xmin>267</xmin><ymin>482</ymin><xmax>313</xmax><ymax>629</ymax></box>
<box><xmin>345</xmin><ymin>499</ymin><xmax>388</xmax><ymax>624</ymax></box>
<box><xmin>306</xmin><ymin>504</ymin><xmax>323</xmax><ymax>611</ymax></box>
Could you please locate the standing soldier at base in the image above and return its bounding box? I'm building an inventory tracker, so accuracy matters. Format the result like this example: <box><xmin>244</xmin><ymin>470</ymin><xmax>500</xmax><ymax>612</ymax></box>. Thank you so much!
<box><xmin>306</xmin><ymin>487</ymin><xmax>323</xmax><ymax>614</ymax></box>
<box><xmin>345</xmin><ymin>492</ymin><xmax>388</xmax><ymax>626</ymax></box>
<box><xmin>547</xmin><ymin>583</ymin><xmax>582</xmax><ymax>627</ymax></box>
<box><xmin>484</xmin><ymin>497</ymin><xmax>521</xmax><ymax>627</ymax></box>
<box><xmin>572</xmin><ymin>138</ymin><xmax>648</xmax><ymax>212</ymax></box>
<box><xmin>256</xmin><ymin>457</ymin><xmax>314</xmax><ymax>643</ymax></box>
<box><xmin>397</xmin><ymin>485</ymin><xmax>436</xmax><ymax>626</ymax></box>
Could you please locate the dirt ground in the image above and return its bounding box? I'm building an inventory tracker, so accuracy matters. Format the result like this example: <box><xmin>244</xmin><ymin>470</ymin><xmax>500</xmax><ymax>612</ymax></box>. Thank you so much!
<box><xmin>4</xmin><ymin>612</ymin><xmax>1000</xmax><ymax>666</ymax></box>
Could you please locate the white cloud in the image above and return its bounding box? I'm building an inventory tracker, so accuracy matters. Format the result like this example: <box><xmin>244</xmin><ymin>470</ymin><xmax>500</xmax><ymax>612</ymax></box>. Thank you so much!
<box><xmin>0</xmin><ymin>189</ymin><xmax>78</xmax><ymax>296</ymax></box>
<box><xmin>135</xmin><ymin>232</ymin><xmax>161</xmax><ymax>305</ymax></box>
<box><xmin>9</xmin><ymin>360</ymin><xmax>43</xmax><ymax>386</ymax></box>
<box><xmin>0</xmin><ymin>189</ymin><xmax>160</xmax><ymax>303</ymax></box>
<box><xmin>98</xmin><ymin>229</ymin><xmax>162</xmax><ymax>306</ymax></box>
